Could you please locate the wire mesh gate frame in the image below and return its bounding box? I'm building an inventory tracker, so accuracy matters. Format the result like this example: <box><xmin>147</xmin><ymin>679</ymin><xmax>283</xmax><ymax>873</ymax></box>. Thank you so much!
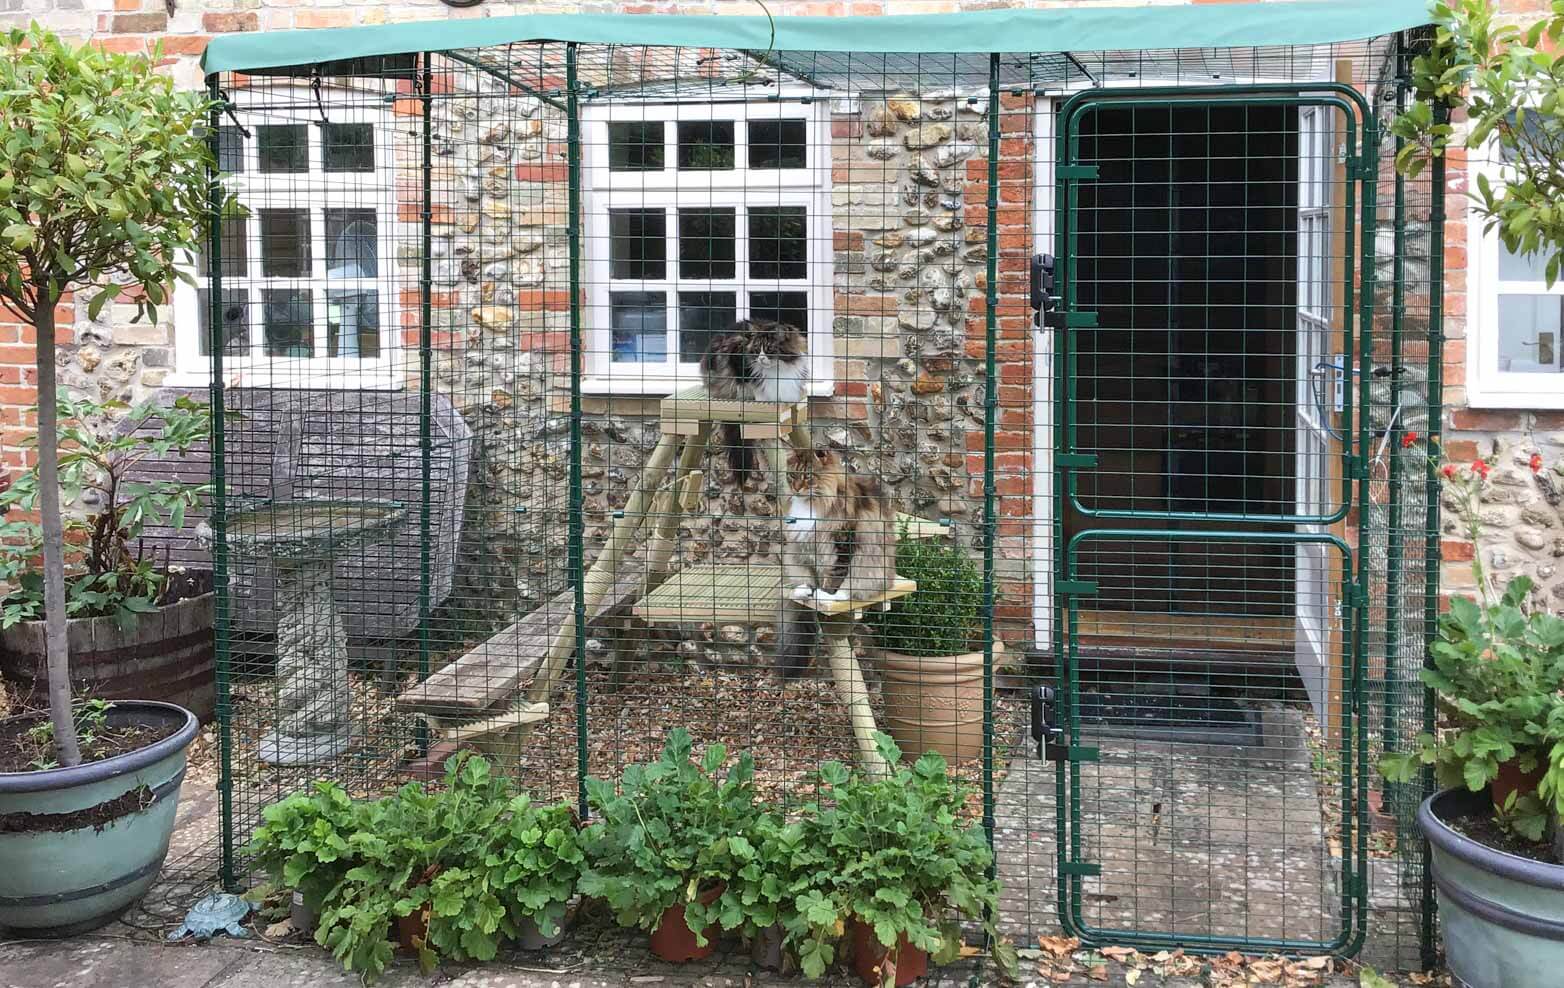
<box><xmin>197</xmin><ymin>33</ymin><xmax>1443</xmax><ymax>968</ymax></box>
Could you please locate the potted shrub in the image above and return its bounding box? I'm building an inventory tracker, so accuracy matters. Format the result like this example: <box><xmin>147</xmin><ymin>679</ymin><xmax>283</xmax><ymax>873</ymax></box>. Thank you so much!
<box><xmin>0</xmin><ymin>394</ymin><xmax>214</xmax><ymax>721</ymax></box>
<box><xmin>1381</xmin><ymin>451</ymin><xmax>1564</xmax><ymax>987</ymax></box>
<box><xmin>248</xmin><ymin>752</ymin><xmax>584</xmax><ymax>982</ymax></box>
<box><xmin>578</xmin><ymin>728</ymin><xmax>762</xmax><ymax>962</ymax></box>
<box><xmin>863</xmin><ymin>530</ymin><xmax>993</xmax><ymax>762</ymax></box>
<box><xmin>0</xmin><ymin>27</ymin><xmax>219</xmax><ymax>936</ymax></box>
<box><xmin>794</xmin><ymin>734</ymin><xmax>1017</xmax><ymax>987</ymax></box>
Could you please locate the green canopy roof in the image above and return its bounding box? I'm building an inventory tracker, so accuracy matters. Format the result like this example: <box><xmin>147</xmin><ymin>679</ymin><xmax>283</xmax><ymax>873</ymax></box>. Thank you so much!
<box><xmin>201</xmin><ymin>0</ymin><xmax>1432</xmax><ymax>76</ymax></box>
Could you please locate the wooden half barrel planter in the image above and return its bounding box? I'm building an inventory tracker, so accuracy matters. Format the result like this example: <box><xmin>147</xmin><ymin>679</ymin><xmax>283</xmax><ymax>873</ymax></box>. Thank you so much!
<box><xmin>0</xmin><ymin>701</ymin><xmax>199</xmax><ymax>935</ymax></box>
<box><xmin>0</xmin><ymin>573</ymin><xmax>215</xmax><ymax>723</ymax></box>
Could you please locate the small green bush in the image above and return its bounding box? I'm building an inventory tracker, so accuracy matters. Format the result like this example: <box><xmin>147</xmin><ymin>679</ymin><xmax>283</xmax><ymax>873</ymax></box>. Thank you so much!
<box><xmin>865</xmin><ymin>530</ymin><xmax>983</xmax><ymax>657</ymax></box>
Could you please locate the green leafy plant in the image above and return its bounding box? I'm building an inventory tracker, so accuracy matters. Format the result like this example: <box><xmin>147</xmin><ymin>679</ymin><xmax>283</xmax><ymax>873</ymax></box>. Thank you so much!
<box><xmin>23</xmin><ymin>697</ymin><xmax>113</xmax><ymax>770</ymax></box>
<box><xmin>1392</xmin><ymin>0</ymin><xmax>1564</xmax><ymax>285</ymax></box>
<box><xmin>247</xmin><ymin>753</ymin><xmax>585</xmax><ymax>982</ymax></box>
<box><xmin>1382</xmin><ymin>447</ymin><xmax>1564</xmax><ymax>848</ymax></box>
<box><xmin>864</xmin><ymin>528</ymin><xmax>983</xmax><ymax>657</ymax></box>
<box><xmin>0</xmin><ymin>25</ymin><xmax>222</xmax><ymax>766</ymax></box>
<box><xmin>578</xmin><ymin>728</ymin><xmax>763</xmax><ymax>944</ymax></box>
<box><xmin>0</xmin><ymin>394</ymin><xmax>210</xmax><ymax>632</ymax></box>
<box><xmin>790</xmin><ymin>734</ymin><xmax>1018</xmax><ymax>980</ymax></box>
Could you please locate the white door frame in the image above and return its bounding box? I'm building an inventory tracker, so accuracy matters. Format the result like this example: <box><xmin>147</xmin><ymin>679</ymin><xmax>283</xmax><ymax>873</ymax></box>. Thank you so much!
<box><xmin>1031</xmin><ymin>98</ymin><xmax>1056</xmax><ymax>649</ymax></box>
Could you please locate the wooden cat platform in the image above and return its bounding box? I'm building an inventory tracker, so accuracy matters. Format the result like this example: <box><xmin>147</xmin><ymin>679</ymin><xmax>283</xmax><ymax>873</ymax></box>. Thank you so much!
<box><xmin>404</xmin><ymin>386</ymin><xmax>947</xmax><ymax>775</ymax></box>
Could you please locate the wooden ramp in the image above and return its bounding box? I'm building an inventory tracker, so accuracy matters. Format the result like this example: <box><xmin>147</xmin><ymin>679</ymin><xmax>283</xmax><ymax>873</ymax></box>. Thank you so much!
<box><xmin>395</xmin><ymin>564</ymin><xmax>644</xmax><ymax>721</ymax></box>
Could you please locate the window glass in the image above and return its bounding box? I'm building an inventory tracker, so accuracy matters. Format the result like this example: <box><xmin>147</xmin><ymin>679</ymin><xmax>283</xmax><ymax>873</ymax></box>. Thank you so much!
<box><xmin>678</xmin><ymin>121</ymin><xmax>735</xmax><ymax>170</ymax></box>
<box><xmin>259</xmin><ymin>209</ymin><xmax>311</xmax><ymax>277</ymax></box>
<box><xmin>258</xmin><ymin>124</ymin><xmax>308</xmax><ymax>173</ymax></box>
<box><xmin>749</xmin><ymin>119</ymin><xmax>807</xmax><ymax>169</ymax></box>
<box><xmin>679</xmin><ymin>292</ymin><xmax>737</xmax><ymax>363</ymax></box>
<box><xmin>196</xmin><ymin>288</ymin><xmax>250</xmax><ymax>357</ymax></box>
<box><xmin>611</xmin><ymin>291</ymin><xmax>668</xmax><ymax>363</ymax></box>
<box><xmin>262</xmin><ymin>288</ymin><xmax>313</xmax><ymax>357</ymax></box>
<box><xmin>609</xmin><ymin>209</ymin><xmax>667</xmax><ymax>280</ymax></box>
<box><xmin>608</xmin><ymin>121</ymin><xmax>665</xmax><ymax>172</ymax></box>
<box><xmin>679</xmin><ymin>208</ymin><xmax>737</xmax><ymax>280</ymax></box>
<box><xmin>749</xmin><ymin>207</ymin><xmax>807</xmax><ymax>280</ymax></box>
<box><xmin>327</xmin><ymin>289</ymin><xmax>380</xmax><ymax>358</ymax></box>
<box><xmin>1497</xmin><ymin>294</ymin><xmax>1563</xmax><ymax>373</ymax></box>
<box><xmin>325</xmin><ymin>209</ymin><xmax>378</xmax><ymax>279</ymax></box>
<box><xmin>323</xmin><ymin>122</ymin><xmax>375</xmax><ymax>173</ymax></box>
<box><xmin>749</xmin><ymin>291</ymin><xmax>809</xmax><ymax>336</ymax></box>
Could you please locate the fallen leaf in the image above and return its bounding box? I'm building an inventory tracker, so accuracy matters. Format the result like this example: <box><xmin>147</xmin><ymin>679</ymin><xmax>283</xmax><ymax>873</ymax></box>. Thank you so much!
<box><xmin>958</xmin><ymin>945</ymin><xmax>982</xmax><ymax>958</ymax></box>
<box><xmin>1125</xmin><ymin>970</ymin><xmax>1142</xmax><ymax>986</ymax></box>
<box><xmin>1250</xmin><ymin>957</ymin><xmax>1285</xmax><ymax>982</ymax></box>
<box><xmin>263</xmin><ymin>919</ymin><xmax>295</xmax><ymax>939</ymax></box>
<box><xmin>1359</xmin><ymin>969</ymin><xmax>1396</xmax><ymax>988</ymax></box>
<box><xmin>1038</xmin><ymin>935</ymin><xmax>1080</xmax><ymax>958</ymax></box>
<box><xmin>1302</xmin><ymin>956</ymin><xmax>1332</xmax><ymax>970</ymax></box>
<box><xmin>1087</xmin><ymin>964</ymin><xmax>1108</xmax><ymax>981</ymax></box>
<box><xmin>1101</xmin><ymin>945</ymin><xmax>1139</xmax><ymax>961</ymax></box>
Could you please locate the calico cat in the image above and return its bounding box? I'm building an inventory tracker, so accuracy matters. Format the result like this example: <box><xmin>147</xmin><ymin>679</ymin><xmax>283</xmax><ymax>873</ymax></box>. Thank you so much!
<box><xmin>776</xmin><ymin>446</ymin><xmax>897</xmax><ymax>678</ymax></box>
<box><xmin>700</xmin><ymin>319</ymin><xmax>808</xmax><ymax>485</ymax></box>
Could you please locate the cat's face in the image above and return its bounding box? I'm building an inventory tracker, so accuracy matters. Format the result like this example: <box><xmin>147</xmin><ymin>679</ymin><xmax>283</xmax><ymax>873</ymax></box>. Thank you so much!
<box><xmin>787</xmin><ymin>447</ymin><xmax>841</xmax><ymax>498</ymax></box>
<box><xmin>748</xmin><ymin>320</ymin><xmax>806</xmax><ymax>359</ymax></box>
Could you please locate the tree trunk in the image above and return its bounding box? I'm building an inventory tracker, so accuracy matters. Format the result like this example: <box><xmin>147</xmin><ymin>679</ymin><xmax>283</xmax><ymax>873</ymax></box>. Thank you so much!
<box><xmin>33</xmin><ymin>293</ymin><xmax>81</xmax><ymax>768</ymax></box>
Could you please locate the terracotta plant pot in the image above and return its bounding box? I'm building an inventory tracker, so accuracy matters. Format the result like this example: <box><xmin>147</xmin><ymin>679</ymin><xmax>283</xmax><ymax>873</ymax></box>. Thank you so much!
<box><xmin>881</xmin><ymin>641</ymin><xmax>1002</xmax><ymax>762</ymax></box>
<box><xmin>850</xmin><ymin>918</ymin><xmax>928</xmax><ymax>987</ymax></box>
<box><xmin>1492</xmin><ymin>756</ymin><xmax>1545</xmax><ymax>811</ymax></box>
<box><xmin>395</xmin><ymin>908</ymin><xmax>430</xmax><ymax>953</ymax></box>
<box><xmin>648</xmin><ymin>882</ymin><xmax>724</xmax><ymax>963</ymax></box>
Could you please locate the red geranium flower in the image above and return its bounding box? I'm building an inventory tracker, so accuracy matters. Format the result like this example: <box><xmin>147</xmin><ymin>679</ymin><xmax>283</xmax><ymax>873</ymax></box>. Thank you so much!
<box><xmin>1441</xmin><ymin>464</ymin><xmax>1457</xmax><ymax>479</ymax></box>
<box><xmin>1401</xmin><ymin>430</ymin><xmax>1419</xmax><ymax>449</ymax></box>
<box><xmin>1531</xmin><ymin>453</ymin><xmax>1544</xmax><ymax>474</ymax></box>
<box><xmin>1473</xmin><ymin>459</ymin><xmax>1491</xmax><ymax>479</ymax></box>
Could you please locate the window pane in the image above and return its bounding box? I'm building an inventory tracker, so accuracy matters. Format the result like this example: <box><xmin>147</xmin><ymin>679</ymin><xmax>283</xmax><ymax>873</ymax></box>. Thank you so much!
<box><xmin>749</xmin><ymin>119</ymin><xmax>807</xmax><ymax>169</ymax></box>
<box><xmin>197</xmin><ymin>214</ymin><xmax>248</xmax><ymax>280</ymax></box>
<box><xmin>326</xmin><ymin>209</ymin><xmax>377</xmax><ymax>279</ymax></box>
<box><xmin>608</xmin><ymin>121</ymin><xmax>665</xmax><ymax>172</ymax></box>
<box><xmin>611</xmin><ymin>291</ymin><xmax>667</xmax><ymax>363</ymax></box>
<box><xmin>678</xmin><ymin>121</ymin><xmax>735</xmax><ymax>171</ymax></box>
<box><xmin>323</xmin><ymin>122</ymin><xmax>375</xmax><ymax>173</ymax></box>
<box><xmin>327</xmin><ymin>289</ymin><xmax>380</xmax><ymax>358</ymax></box>
<box><xmin>263</xmin><ymin>289</ymin><xmax>313</xmax><ymax>357</ymax></box>
<box><xmin>679</xmin><ymin>292</ymin><xmax>737</xmax><ymax>363</ymax></box>
<box><xmin>749</xmin><ymin>207</ymin><xmax>807</xmax><ymax>280</ymax></box>
<box><xmin>609</xmin><ymin>209</ymin><xmax>667</xmax><ymax>280</ymax></box>
<box><xmin>1498</xmin><ymin>293</ymin><xmax>1564</xmax><ymax>373</ymax></box>
<box><xmin>260</xmin><ymin>209</ymin><xmax>311</xmax><ymax>277</ymax></box>
<box><xmin>196</xmin><ymin>288</ymin><xmax>250</xmax><ymax>357</ymax></box>
<box><xmin>258</xmin><ymin>124</ymin><xmax>308</xmax><ymax>173</ymax></box>
<box><xmin>217</xmin><ymin>126</ymin><xmax>244</xmax><ymax>174</ymax></box>
<box><xmin>1498</xmin><ymin>242</ymin><xmax>1554</xmax><ymax>282</ymax></box>
<box><xmin>679</xmin><ymin>208</ymin><xmax>736</xmax><ymax>279</ymax></box>
<box><xmin>749</xmin><ymin>291</ymin><xmax>808</xmax><ymax>337</ymax></box>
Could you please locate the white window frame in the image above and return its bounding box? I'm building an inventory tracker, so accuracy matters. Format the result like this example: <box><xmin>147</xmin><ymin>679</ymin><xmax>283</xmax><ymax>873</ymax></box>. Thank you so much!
<box><xmin>1467</xmin><ymin>132</ymin><xmax>1564</xmax><ymax>409</ymax></box>
<box><xmin>581</xmin><ymin>95</ymin><xmax>833</xmax><ymax>395</ymax></box>
<box><xmin>169</xmin><ymin>84</ymin><xmax>405</xmax><ymax>390</ymax></box>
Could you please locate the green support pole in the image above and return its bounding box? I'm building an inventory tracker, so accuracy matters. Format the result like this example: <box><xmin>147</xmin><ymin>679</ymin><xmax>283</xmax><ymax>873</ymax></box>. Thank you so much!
<box><xmin>1383</xmin><ymin>48</ymin><xmax>1408</xmax><ymax>782</ymax></box>
<box><xmin>1420</xmin><ymin>101</ymin><xmax>1449</xmax><ymax>973</ymax></box>
<box><xmin>205</xmin><ymin>74</ymin><xmax>236</xmax><ymax>892</ymax></box>
<box><xmin>416</xmin><ymin>54</ymin><xmax>434</xmax><ymax>757</ymax></box>
<box><xmin>981</xmin><ymin>50</ymin><xmax>1000</xmax><ymax>866</ymax></box>
<box><xmin>566</xmin><ymin>42</ymin><xmax>588</xmax><ymax>820</ymax></box>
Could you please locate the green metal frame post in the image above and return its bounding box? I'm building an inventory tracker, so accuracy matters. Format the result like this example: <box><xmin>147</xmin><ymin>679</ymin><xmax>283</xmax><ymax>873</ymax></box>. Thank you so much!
<box><xmin>416</xmin><ymin>53</ymin><xmax>435</xmax><ymax>756</ymax></box>
<box><xmin>566</xmin><ymin>41</ymin><xmax>589</xmax><ymax>819</ymax></box>
<box><xmin>981</xmin><ymin>50</ymin><xmax>1000</xmax><ymax>862</ymax></box>
<box><xmin>206</xmin><ymin>74</ymin><xmax>236</xmax><ymax>893</ymax></box>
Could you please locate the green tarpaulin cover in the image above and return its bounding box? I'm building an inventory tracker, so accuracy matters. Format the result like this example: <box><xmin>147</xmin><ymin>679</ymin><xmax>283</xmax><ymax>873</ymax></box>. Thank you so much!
<box><xmin>202</xmin><ymin>0</ymin><xmax>1432</xmax><ymax>76</ymax></box>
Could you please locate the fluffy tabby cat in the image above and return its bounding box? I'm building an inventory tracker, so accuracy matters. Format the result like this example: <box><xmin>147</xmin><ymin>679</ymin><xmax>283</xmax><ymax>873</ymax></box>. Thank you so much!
<box><xmin>700</xmin><ymin>319</ymin><xmax>808</xmax><ymax>485</ymax></box>
<box><xmin>776</xmin><ymin>447</ymin><xmax>897</xmax><ymax>678</ymax></box>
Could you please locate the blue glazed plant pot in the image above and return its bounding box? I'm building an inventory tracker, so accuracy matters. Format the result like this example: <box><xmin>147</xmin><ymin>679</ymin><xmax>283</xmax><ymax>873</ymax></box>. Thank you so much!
<box><xmin>0</xmin><ymin>701</ymin><xmax>198</xmax><ymax>936</ymax></box>
<box><xmin>1421</xmin><ymin>788</ymin><xmax>1564</xmax><ymax>988</ymax></box>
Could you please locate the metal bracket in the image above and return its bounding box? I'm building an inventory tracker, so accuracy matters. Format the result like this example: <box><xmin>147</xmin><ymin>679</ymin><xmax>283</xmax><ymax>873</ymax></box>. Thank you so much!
<box><xmin>1043</xmin><ymin>310</ymin><xmax>1099</xmax><ymax>330</ymax></box>
<box><xmin>1060</xmin><ymin>861</ymin><xmax>1103</xmax><ymax>877</ymax></box>
<box><xmin>1056</xmin><ymin>453</ymin><xmax>1099</xmax><ymax>469</ymax></box>
<box><xmin>1057</xmin><ymin>579</ymin><xmax>1098</xmax><ymax>596</ymax></box>
<box><xmin>1031</xmin><ymin>686</ymin><xmax>1064</xmax><ymax>760</ymax></box>
<box><xmin>1057</xmin><ymin>164</ymin><xmax>1100</xmax><ymax>180</ymax></box>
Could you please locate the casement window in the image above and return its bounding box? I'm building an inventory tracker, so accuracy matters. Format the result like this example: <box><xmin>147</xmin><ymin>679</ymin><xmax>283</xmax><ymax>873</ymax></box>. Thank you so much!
<box><xmin>1467</xmin><ymin>124</ymin><xmax>1564</xmax><ymax>409</ymax></box>
<box><xmin>582</xmin><ymin>99</ymin><xmax>833</xmax><ymax>394</ymax></box>
<box><xmin>171</xmin><ymin>88</ymin><xmax>403</xmax><ymax>389</ymax></box>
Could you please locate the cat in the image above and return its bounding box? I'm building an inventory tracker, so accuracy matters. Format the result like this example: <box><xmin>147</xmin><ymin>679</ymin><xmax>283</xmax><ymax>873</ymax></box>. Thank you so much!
<box><xmin>700</xmin><ymin>319</ymin><xmax>808</xmax><ymax>485</ymax></box>
<box><xmin>776</xmin><ymin>446</ymin><xmax>897</xmax><ymax>679</ymax></box>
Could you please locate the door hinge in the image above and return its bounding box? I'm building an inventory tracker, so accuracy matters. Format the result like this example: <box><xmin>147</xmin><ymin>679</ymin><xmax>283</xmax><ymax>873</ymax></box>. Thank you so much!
<box><xmin>1060</xmin><ymin>861</ymin><xmax>1103</xmax><ymax>877</ymax></box>
<box><xmin>1057</xmin><ymin>164</ymin><xmax>1100</xmax><ymax>180</ymax></box>
<box><xmin>1043</xmin><ymin>310</ymin><xmax>1099</xmax><ymax>330</ymax></box>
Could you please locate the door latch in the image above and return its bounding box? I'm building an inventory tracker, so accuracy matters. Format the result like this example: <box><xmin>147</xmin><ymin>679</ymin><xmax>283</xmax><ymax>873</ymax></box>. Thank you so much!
<box><xmin>1030</xmin><ymin>686</ymin><xmax>1065</xmax><ymax>761</ymax></box>
<box><xmin>1030</xmin><ymin>253</ymin><xmax>1058</xmax><ymax>328</ymax></box>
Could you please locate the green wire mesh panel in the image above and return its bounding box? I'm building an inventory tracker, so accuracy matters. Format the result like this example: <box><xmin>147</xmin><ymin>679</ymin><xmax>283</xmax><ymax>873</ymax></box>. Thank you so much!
<box><xmin>199</xmin><ymin>31</ymin><xmax>1438</xmax><ymax>968</ymax></box>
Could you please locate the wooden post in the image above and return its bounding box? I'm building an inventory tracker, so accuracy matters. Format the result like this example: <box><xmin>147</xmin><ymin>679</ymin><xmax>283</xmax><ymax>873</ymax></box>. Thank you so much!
<box><xmin>821</xmin><ymin>612</ymin><xmax>890</xmax><ymax>776</ymax></box>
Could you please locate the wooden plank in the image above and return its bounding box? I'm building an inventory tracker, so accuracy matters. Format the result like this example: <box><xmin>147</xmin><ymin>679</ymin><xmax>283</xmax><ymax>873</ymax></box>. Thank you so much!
<box><xmin>433</xmin><ymin>702</ymin><xmax>550</xmax><ymax>743</ymax></box>
<box><xmin>396</xmin><ymin>564</ymin><xmax>643</xmax><ymax>718</ymax></box>
<box><xmin>635</xmin><ymin>565</ymin><xmax>916</xmax><ymax>623</ymax></box>
<box><xmin>658</xmin><ymin>386</ymin><xmax>805</xmax><ymax>426</ymax></box>
<box><xmin>895</xmin><ymin>514</ymin><xmax>949</xmax><ymax>540</ymax></box>
<box><xmin>1075</xmin><ymin>609</ymin><xmax>1294</xmax><ymax>645</ymax></box>
<box><xmin>800</xmin><ymin>577</ymin><xmax>916</xmax><ymax>615</ymax></box>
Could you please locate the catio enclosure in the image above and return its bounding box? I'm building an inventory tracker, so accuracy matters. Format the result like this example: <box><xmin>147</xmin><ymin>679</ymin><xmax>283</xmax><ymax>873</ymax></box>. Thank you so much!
<box><xmin>194</xmin><ymin>0</ymin><xmax>1442</xmax><ymax>966</ymax></box>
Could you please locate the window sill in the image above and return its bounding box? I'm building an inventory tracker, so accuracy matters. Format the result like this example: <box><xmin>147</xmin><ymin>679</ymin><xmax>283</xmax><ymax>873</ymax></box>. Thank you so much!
<box><xmin>579</xmin><ymin>376</ymin><xmax>835</xmax><ymax>398</ymax></box>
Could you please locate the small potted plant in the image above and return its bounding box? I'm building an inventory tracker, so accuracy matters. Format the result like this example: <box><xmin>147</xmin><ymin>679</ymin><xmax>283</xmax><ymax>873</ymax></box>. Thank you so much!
<box><xmin>0</xmin><ymin>394</ymin><xmax>214</xmax><ymax>720</ymax></box>
<box><xmin>0</xmin><ymin>26</ymin><xmax>217</xmax><ymax>937</ymax></box>
<box><xmin>249</xmin><ymin>752</ymin><xmax>584</xmax><ymax>982</ymax></box>
<box><xmin>796</xmin><ymin>734</ymin><xmax>1017</xmax><ymax>987</ymax></box>
<box><xmin>1381</xmin><ymin>447</ymin><xmax>1564</xmax><ymax>988</ymax></box>
<box><xmin>712</xmin><ymin>808</ymin><xmax>834</xmax><ymax>973</ymax></box>
<box><xmin>578</xmin><ymin>728</ymin><xmax>762</xmax><ymax>962</ymax></box>
<box><xmin>863</xmin><ymin>529</ymin><xmax>992</xmax><ymax>762</ymax></box>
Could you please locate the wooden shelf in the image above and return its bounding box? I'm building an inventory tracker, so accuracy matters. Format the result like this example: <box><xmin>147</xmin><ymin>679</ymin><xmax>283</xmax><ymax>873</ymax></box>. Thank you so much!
<box><xmin>659</xmin><ymin>386</ymin><xmax>806</xmax><ymax>437</ymax></box>
<box><xmin>634</xmin><ymin>563</ymin><xmax>914</xmax><ymax>624</ymax></box>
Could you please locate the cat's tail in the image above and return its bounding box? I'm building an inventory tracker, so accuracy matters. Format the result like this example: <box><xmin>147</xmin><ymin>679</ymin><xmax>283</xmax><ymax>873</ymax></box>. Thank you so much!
<box><xmin>776</xmin><ymin>598</ymin><xmax>817</xmax><ymax>679</ymax></box>
<box><xmin>720</xmin><ymin>422</ymin><xmax>758</xmax><ymax>485</ymax></box>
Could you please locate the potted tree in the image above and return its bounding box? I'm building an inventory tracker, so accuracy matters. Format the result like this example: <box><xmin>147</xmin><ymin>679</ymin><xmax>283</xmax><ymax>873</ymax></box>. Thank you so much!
<box><xmin>0</xmin><ymin>26</ymin><xmax>217</xmax><ymax>934</ymax></box>
<box><xmin>863</xmin><ymin>529</ymin><xmax>992</xmax><ymax>762</ymax></box>
<box><xmin>1380</xmin><ymin>3</ymin><xmax>1564</xmax><ymax>985</ymax></box>
<box><xmin>0</xmin><ymin>393</ymin><xmax>214</xmax><ymax>721</ymax></box>
<box><xmin>578</xmin><ymin>729</ymin><xmax>762</xmax><ymax>962</ymax></box>
<box><xmin>795</xmin><ymin>734</ymin><xmax>1016</xmax><ymax>987</ymax></box>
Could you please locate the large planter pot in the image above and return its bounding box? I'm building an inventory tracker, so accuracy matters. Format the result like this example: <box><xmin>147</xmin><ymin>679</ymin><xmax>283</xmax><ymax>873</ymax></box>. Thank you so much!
<box><xmin>648</xmin><ymin>882</ymin><xmax>724</xmax><ymax>963</ymax></box>
<box><xmin>0</xmin><ymin>700</ymin><xmax>199</xmax><ymax>936</ymax></box>
<box><xmin>881</xmin><ymin>641</ymin><xmax>1001</xmax><ymax>763</ymax></box>
<box><xmin>849</xmin><ymin>918</ymin><xmax>928</xmax><ymax>987</ymax></box>
<box><xmin>1421</xmin><ymin>787</ymin><xmax>1564</xmax><ymax>988</ymax></box>
<box><xmin>0</xmin><ymin>582</ymin><xmax>215</xmax><ymax>723</ymax></box>
<box><xmin>516</xmin><ymin>910</ymin><xmax>569</xmax><ymax>950</ymax></box>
